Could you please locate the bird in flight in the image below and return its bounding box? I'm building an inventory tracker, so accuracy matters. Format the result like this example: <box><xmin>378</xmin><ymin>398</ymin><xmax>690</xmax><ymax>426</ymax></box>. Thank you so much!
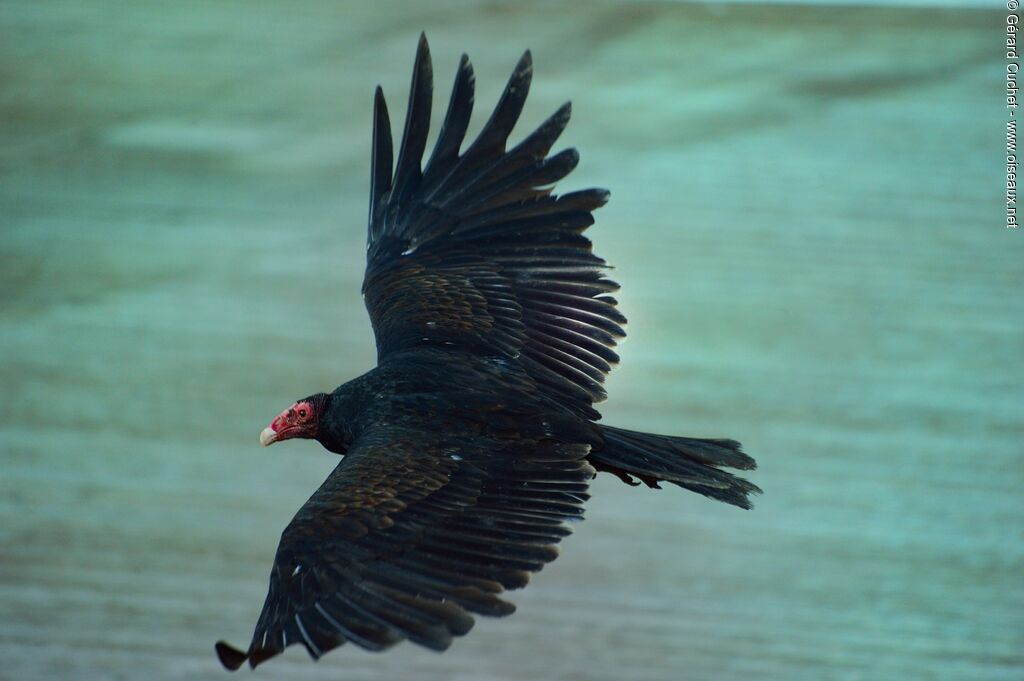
<box><xmin>216</xmin><ymin>34</ymin><xmax>760</xmax><ymax>671</ymax></box>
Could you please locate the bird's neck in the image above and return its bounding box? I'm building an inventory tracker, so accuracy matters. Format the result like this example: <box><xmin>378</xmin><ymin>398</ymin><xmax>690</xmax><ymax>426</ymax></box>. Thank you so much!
<box><xmin>316</xmin><ymin>379</ymin><xmax>368</xmax><ymax>454</ymax></box>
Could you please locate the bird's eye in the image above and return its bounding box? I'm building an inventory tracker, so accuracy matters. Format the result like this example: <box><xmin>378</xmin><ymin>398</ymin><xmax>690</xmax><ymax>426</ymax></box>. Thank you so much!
<box><xmin>299</xmin><ymin>409</ymin><xmax>307</xmax><ymax>419</ymax></box>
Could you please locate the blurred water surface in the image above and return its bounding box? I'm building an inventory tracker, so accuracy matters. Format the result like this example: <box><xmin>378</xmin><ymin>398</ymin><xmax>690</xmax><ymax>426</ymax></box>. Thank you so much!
<box><xmin>1</xmin><ymin>2</ymin><xmax>1020</xmax><ymax>680</ymax></box>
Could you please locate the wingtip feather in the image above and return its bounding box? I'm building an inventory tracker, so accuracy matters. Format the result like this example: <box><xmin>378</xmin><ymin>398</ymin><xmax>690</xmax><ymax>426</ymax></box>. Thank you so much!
<box><xmin>369</xmin><ymin>85</ymin><xmax>394</xmax><ymax>232</ymax></box>
<box><xmin>392</xmin><ymin>30</ymin><xmax>434</xmax><ymax>200</ymax></box>
<box><xmin>520</xmin><ymin>49</ymin><xmax>533</xmax><ymax>71</ymax></box>
<box><xmin>215</xmin><ymin>640</ymin><xmax>248</xmax><ymax>671</ymax></box>
<box><xmin>513</xmin><ymin>50</ymin><xmax>533</xmax><ymax>91</ymax></box>
<box><xmin>415</xmin><ymin>31</ymin><xmax>430</xmax><ymax>63</ymax></box>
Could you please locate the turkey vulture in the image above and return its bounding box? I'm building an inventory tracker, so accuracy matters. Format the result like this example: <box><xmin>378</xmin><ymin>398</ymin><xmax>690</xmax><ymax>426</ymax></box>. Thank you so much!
<box><xmin>215</xmin><ymin>34</ymin><xmax>760</xmax><ymax>671</ymax></box>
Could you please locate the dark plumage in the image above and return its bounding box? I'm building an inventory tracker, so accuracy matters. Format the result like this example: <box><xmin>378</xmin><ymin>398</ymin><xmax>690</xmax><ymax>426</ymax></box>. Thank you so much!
<box><xmin>216</xmin><ymin>34</ymin><xmax>760</xmax><ymax>671</ymax></box>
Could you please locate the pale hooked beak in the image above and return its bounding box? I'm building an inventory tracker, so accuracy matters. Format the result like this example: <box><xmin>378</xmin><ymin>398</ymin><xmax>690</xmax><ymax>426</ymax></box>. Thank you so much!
<box><xmin>259</xmin><ymin>426</ymin><xmax>278</xmax><ymax>447</ymax></box>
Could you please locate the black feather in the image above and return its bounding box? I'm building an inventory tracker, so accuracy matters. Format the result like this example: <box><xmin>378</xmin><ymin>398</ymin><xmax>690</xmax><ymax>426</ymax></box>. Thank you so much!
<box><xmin>369</xmin><ymin>86</ymin><xmax>393</xmax><ymax>239</ymax></box>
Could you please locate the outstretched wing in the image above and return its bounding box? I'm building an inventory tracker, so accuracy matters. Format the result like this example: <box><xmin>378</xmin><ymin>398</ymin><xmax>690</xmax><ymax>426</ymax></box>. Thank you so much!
<box><xmin>363</xmin><ymin>34</ymin><xmax>625</xmax><ymax>418</ymax></box>
<box><xmin>215</xmin><ymin>426</ymin><xmax>593</xmax><ymax>669</ymax></box>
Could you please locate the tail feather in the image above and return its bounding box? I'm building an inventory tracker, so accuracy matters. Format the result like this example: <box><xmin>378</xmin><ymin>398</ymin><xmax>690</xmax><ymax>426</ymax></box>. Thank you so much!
<box><xmin>590</xmin><ymin>426</ymin><xmax>761</xmax><ymax>509</ymax></box>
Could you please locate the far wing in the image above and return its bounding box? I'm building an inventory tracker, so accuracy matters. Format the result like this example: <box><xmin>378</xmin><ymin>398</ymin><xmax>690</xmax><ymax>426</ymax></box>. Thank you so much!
<box><xmin>215</xmin><ymin>425</ymin><xmax>593</xmax><ymax>669</ymax></box>
<box><xmin>362</xmin><ymin>35</ymin><xmax>625</xmax><ymax>418</ymax></box>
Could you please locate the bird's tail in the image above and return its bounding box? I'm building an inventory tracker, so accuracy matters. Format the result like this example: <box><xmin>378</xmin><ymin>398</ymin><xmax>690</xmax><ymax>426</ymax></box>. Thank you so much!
<box><xmin>590</xmin><ymin>425</ymin><xmax>761</xmax><ymax>509</ymax></box>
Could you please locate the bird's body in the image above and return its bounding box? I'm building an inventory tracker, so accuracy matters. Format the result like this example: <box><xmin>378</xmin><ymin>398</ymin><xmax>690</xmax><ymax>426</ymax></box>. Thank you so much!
<box><xmin>313</xmin><ymin>348</ymin><xmax>600</xmax><ymax>459</ymax></box>
<box><xmin>217</xmin><ymin>35</ymin><xmax>759</xmax><ymax>671</ymax></box>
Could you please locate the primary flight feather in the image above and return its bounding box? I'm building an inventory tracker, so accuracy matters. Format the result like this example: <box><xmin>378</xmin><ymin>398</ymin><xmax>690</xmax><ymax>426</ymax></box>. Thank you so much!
<box><xmin>216</xmin><ymin>34</ymin><xmax>760</xmax><ymax>671</ymax></box>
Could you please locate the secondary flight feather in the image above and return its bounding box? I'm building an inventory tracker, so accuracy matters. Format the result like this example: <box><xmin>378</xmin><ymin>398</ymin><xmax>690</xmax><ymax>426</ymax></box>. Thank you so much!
<box><xmin>216</xmin><ymin>34</ymin><xmax>760</xmax><ymax>671</ymax></box>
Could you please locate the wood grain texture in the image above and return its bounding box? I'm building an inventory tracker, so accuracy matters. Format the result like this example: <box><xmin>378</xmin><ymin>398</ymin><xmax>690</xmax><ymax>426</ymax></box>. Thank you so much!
<box><xmin>1</xmin><ymin>2</ymin><xmax>1019</xmax><ymax>680</ymax></box>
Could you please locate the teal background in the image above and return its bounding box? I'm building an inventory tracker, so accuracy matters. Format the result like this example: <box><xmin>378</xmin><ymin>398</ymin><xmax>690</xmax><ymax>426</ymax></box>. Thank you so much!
<box><xmin>1</xmin><ymin>2</ymin><xmax>1020</xmax><ymax>680</ymax></box>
